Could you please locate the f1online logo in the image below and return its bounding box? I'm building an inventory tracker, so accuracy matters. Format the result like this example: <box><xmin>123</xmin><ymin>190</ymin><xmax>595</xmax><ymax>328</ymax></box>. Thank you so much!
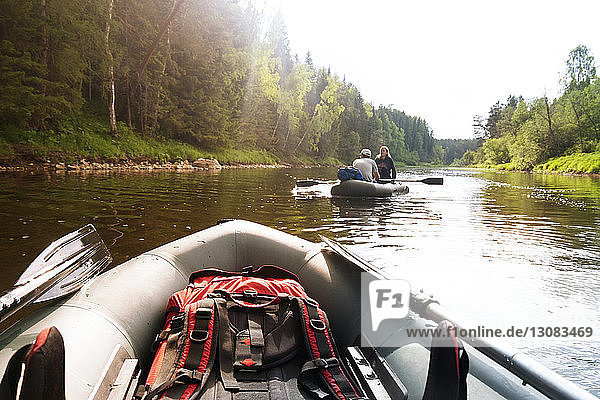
<box><xmin>369</xmin><ymin>279</ymin><xmax>410</xmax><ymax>331</ymax></box>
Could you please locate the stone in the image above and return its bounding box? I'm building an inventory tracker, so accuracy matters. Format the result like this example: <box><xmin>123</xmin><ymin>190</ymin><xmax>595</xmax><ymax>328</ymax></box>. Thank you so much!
<box><xmin>192</xmin><ymin>158</ymin><xmax>221</xmax><ymax>169</ymax></box>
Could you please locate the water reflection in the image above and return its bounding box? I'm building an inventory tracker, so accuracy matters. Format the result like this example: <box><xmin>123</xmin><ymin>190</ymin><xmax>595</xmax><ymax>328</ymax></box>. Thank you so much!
<box><xmin>0</xmin><ymin>167</ymin><xmax>599</xmax><ymax>395</ymax></box>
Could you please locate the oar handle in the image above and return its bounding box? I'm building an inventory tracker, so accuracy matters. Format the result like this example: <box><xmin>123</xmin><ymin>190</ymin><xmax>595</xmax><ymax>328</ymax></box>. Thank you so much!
<box><xmin>378</xmin><ymin>177</ymin><xmax>443</xmax><ymax>185</ymax></box>
<box><xmin>296</xmin><ymin>179</ymin><xmax>337</xmax><ymax>187</ymax></box>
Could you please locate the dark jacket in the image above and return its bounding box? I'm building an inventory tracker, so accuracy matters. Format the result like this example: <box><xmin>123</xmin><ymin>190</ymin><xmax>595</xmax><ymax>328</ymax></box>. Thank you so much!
<box><xmin>375</xmin><ymin>155</ymin><xmax>396</xmax><ymax>179</ymax></box>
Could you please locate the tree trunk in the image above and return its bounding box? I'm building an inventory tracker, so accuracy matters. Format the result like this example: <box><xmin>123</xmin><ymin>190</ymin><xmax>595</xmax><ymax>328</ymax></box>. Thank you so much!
<box><xmin>40</xmin><ymin>0</ymin><xmax>48</xmax><ymax>69</ymax></box>
<box><xmin>294</xmin><ymin>127</ymin><xmax>313</xmax><ymax>153</ymax></box>
<box><xmin>271</xmin><ymin>113</ymin><xmax>282</xmax><ymax>138</ymax></box>
<box><xmin>282</xmin><ymin>126</ymin><xmax>291</xmax><ymax>150</ymax></box>
<box><xmin>37</xmin><ymin>0</ymin><xmax>48</xmax><ymax>129</ymax></box>
<box><xmin>568</xmin><ymin>95</ymin><xmax>584</xmax><ymax>151</ymax></box>
<box><xmin>543</xmin><ymin>96</ymin><xmax>554</xmax><ymax>155</ymax></box>
<box><xmin>151</xmin><ymin>0</ymin><xmax>175</xmax><ymax>134</ymax></box>
<box><xmin>126</xmin><ymin>75</ymin><xmax>132</xmax><ymax>128</ymax></box>
<box><xmin>142</xmin><ymin>84</ymin><xmax>148</xmax><ymax>132</ymax></box>
<box><xmin>88</xmin><ymin>61</ymin><xmax>93</xmax><ymax>101</ymax></box>
<box><xmin>294</xmin><ymin>107</ymin><xmax>319</xmax><ymax>153</ymax></box>
<box><xmin>138</xmin><ymin>0</ymin><xmax>186</xmax><ymax>81</ymax></box>
<box><xmin>105</xmin><ymin>0</ymin><xmax>118</xmax><ymax>136</ymax></box>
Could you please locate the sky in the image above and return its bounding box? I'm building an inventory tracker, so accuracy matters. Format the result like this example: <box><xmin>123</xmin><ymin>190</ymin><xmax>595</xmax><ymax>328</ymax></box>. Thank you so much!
<box><xmin>257</xmin><ymin>0</ymin><xmax>600</xmax><ymax>139</ymax></box>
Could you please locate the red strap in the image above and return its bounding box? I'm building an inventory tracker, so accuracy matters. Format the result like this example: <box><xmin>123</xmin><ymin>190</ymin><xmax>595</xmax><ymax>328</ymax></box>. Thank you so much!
<box><xmin>298</xmin><ymin>299</ymin><xmax>362</xmax><ymax>400</ymax></box>
<box><xmin>449</xmin><ymin>326</ymin><xmax>461</xmax><ymax>379</ymax></box>
<box><xmin>26</xmin><ymin>327</ymin><xmax>51</xmax><ymax>365</ymax></box>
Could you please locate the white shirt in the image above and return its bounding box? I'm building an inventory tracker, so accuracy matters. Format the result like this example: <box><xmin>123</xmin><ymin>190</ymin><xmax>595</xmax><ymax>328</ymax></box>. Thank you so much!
<box><xmin>352</xmin><ymin>158</ymin><xmax>378</xmax><ymax>182</ymax></box>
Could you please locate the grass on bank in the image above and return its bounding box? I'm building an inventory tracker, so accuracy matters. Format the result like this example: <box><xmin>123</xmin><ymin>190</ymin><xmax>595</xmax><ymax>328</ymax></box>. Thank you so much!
<box><xmin>536</xmin><ymin>152</ymin><xmax>600</xmax><ymax>174</ymax></box>
<box><xmin>0</xmin><ymin>117</ymin><xmax>281</xmax><ymax>165</ymax></box>
<box><xmin>459</xmin><ymin>152</ymin><xmax>600</xmax><ymax>174</ymax></box>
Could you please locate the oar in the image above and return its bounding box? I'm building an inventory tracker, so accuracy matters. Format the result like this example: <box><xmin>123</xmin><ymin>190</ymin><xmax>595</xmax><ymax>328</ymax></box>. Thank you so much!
<box><xmin>0</xmin><ymin>224</ymin><xmax>111</xmax><ymax>323</ymax></box>
<box><xmin>378</xmin><ymin>177</ymin><xmax>443</xmax><ymax>185</ymax></box>
<box><xmin>319</xmin><ymin>235</ymin><xmax>386</xmax><ymax>279</ymax></box>
<box><xmin>296</xmin><ymin>179</ymin><xmax>338</xmax><ymax>187</ymax></box>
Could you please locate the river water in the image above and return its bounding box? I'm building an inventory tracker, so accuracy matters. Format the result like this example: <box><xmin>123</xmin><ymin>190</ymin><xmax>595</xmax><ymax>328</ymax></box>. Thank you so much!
<box><xmin>0</xmin><ymin>166</ymin><xmax>598</xmax><ymax>395</ymax></box>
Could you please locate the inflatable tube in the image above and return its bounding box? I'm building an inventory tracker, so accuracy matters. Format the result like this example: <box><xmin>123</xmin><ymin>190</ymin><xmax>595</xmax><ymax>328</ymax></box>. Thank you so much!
<box><xmin>331</xmin><ymin>180</ymin><xmax>409</xmax><ymax>197</ymax></box>
<box><xmin>0</xmin><ymin>220</ymin><xmax>363</xmax><ymax>399</ymax></box>
<box><xmin>0</xmin><ymin>220</ymin><xmax>593</xmax><ymax>400</ymax></box>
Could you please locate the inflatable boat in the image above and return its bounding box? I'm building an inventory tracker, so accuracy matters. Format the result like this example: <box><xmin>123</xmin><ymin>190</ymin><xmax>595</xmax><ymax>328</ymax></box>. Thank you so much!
<box><xmin>330</xmin><ymin>180</ymin><xmax>409</xmax><ymax>197</ymax></box>
<box><xmin>0</xmin><ymin>220</ymin><xmax>596</xmax><ymax>400</ymax></box>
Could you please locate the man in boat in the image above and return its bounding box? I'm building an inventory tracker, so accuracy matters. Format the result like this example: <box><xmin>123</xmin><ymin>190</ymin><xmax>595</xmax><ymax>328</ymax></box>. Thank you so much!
<box><xmin>375</xmin><ymin>145</ymin><xmax>397</xmax><ymax>179</ymax></box>
<box><xmin>352</xmin><ymin>148</ymin><xmax>380</xmax><ymax>182</ymax></box>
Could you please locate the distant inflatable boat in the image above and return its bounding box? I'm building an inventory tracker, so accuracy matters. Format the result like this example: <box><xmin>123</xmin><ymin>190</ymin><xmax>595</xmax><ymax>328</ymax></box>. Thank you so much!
<box><xmin>331</xmin><ymin>179</ymin><xmax>409</xmax><ymax>197</ymax></box>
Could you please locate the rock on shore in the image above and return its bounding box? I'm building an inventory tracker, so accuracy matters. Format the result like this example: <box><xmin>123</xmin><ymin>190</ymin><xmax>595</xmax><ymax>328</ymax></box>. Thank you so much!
<box><xmin>0</xmin><ymin>158</ymin><xmax>290</xmax><ymax>172</ymax></box>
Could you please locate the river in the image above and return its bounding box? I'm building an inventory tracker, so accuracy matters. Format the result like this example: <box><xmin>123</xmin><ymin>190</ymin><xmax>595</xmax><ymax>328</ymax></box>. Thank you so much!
<box><xmin>0</xmin><ymin>166</ymin><xmax>598</xmax><ymax>396</ymax></box>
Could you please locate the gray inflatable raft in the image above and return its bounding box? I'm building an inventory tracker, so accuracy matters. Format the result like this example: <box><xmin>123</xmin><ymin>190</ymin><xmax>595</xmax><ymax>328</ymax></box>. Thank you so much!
<box><xmin>331</xmin><ymin>180</ymin><xmax>409</xmax><ymax>197</ymax></box>
<box><xmin>0</xmin><ymin>220</ymin><xmax>595</xmax><ymax>400</ymax></box>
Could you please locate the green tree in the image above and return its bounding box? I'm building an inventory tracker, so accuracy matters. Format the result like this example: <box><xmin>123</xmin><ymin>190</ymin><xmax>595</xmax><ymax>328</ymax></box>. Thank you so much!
<box><xmin>564</xmin><ymin>45</ymin><xmax>596</xmax><ymax>91</ymax></box>
<box><xmin>482</xmin><ymin>137</ymin><xmax>510</xmax><ymax>164</ymax></box>
<box><xmin>278</xmin><ymin>63</ymin><xmax>312</xmax><ymax>151</ymax></box>
<box><xmin>239</xmin><ymin>43</ymin><xmax>280</xmax><ymax>148</ymax></box>
<box><xmin>438</xmin><ymin>138</ymin><xmax>479</xmax><ymax>165</ymax></box>
<box><xmin>300</xmin><ymin>74</ymin><xmax>345</xmax><ymax>156</ymax></box>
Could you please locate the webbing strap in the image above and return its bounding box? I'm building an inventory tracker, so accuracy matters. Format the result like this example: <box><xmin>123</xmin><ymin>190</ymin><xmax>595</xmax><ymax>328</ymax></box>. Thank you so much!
<box><xmin>145</xmin><ymin>370</ymin><xmax>196</xmax><ymax>400</ymax></box>
<box><xmin>232</xmin><ymin>311</ymin><xmax>265</xmax><ymax>370</ymax></box>
<box><xmin>158</xmin><ymin>299</ymin><xmax>217</xmax><ymax>400</ymax></box>
<box><xmin>182</xmin><ymin>305</ymin><xmax>213</xmax><ymax>371</ymax></box>
<box><xmin>236</xmin><ymin>380</ymin><xmax>269</xmax><ymax>392</ymax></box>
<box><xmin>248</xmin><ymin>312</ymin><xmax>265</xmax><ymax>347</ymax></box>
<box><xmin>297</xmin><ymin>298</ymin><xmax>364</xmax><ymax>400</ymax></box>
<box><xmin>458</xmin><ymin>347</ymin><xmax>469</xmax><ymax>400</ymax></box>
<box><xmin>234</xmin><ymin>329</ymin><xmax>263</xmax><ymax>370</ymax></box>
<box><xmin>151</xmin><ymin>313</ymin><xmax>185</xmax><ymax>352</ymax></box>
<box><xmin>216</xmin><ymin>299</ymin><xmax>239</xmax><ymax>391</ymax></box>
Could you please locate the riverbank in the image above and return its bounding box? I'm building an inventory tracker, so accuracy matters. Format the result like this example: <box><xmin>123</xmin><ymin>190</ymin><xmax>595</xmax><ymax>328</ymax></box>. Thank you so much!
<box><xmin>0</xmin><ymin>158</ymin><xmax>291</xmax><ymax>173</ymax></box>
<box><xmin>0</xmin><ymin>122</ymin><xmax>341</xmax><ymax>172</ymax></box>
<box><xmin>460</xmin><ymin>151</ymin><xmax>600</xmax><ymax>175</ymax></box>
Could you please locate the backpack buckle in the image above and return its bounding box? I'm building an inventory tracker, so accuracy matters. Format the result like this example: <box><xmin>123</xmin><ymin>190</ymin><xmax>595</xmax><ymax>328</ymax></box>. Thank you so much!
<box><xmin>310</xmin><ymin>318</ymin><xmax>326</xmax><ymax>331</ymax></box>
<box><xmin>208</xmin><ymin>289</ymin><xmax>228</xmax><ymax>298</ymax></box>
<box><xmin>170</xmin><ymin>314</ymin><xmax>185</xmax><ymax>332</ymax></box>
<box><xmin>314</xmin><ymin>357</ymin><xmax>339</xmax><ymax>369</ymax></box>
<box><xmin>175</xmin><ymin>368</ymin><xmax>203</xmax><ymax>383</ymax></box>
<box><xmin>195</xmin><ymin>308</ymin><xmax>212</xmax><ymax>320</ymax></box>
<box><xmin>243</xmin><ymin>289</ymin><xmax>258</xmax><ymax>298</ymax></box>
<box><xmin>189</xmin><ymin>330</ymin><xmax>209</xmax><ymax>342</ymax></box>
<box><xmin>151</xmin><ymin>330</ymin><xmax>170</xmax><ymax>352</ymax></box>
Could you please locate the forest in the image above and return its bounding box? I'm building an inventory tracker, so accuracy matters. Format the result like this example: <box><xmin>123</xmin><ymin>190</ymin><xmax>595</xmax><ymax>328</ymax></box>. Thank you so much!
<box><xmin>457</xmin><ymin>45</ymin><xmax>600</xmax><ymax>172</ymax></box>
<box><xmin>0</xmin><ymin>0</ymin><xmax>446</xmax><ymax>166</ymax></box>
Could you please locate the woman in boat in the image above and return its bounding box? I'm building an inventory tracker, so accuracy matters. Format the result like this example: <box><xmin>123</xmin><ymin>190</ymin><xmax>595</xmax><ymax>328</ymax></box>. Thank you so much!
<box><xmin>375</xmin><ymin>145</ymin><xmax>396</xmax><ymax>180</ymax></box>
